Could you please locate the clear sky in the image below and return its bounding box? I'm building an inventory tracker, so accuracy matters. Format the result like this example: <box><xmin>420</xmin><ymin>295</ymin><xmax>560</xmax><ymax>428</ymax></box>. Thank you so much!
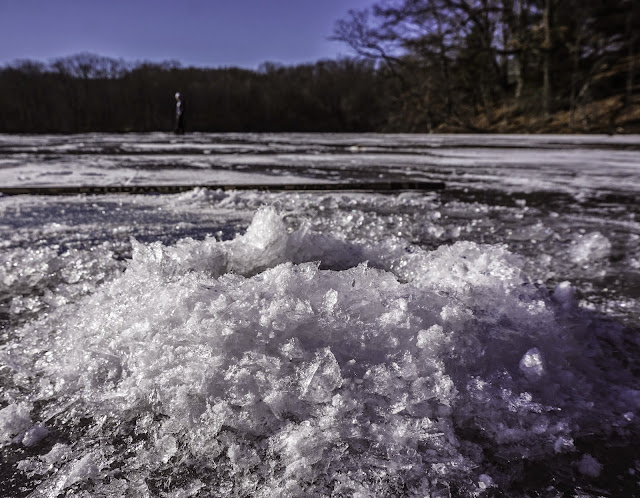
<box><xmin>0</xmin><ymin>0</ymin><xmax>373</xmax><ymax>69</ymax></box>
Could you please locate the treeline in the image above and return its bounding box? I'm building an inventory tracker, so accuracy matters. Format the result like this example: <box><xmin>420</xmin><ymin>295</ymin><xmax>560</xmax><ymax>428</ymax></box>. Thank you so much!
<box><xmin>333</xmin><ymin>0</ymin><xmax>639</xmax><ymax>132</ymax></box>
<box><xmin>0</xmin><ymin>0</ymin><xmax>637</xmax><ymax>134</ymax></box>
<box><xmin>0</xmin><ymin>55</ymin><xmax>392</xmax><ymax>133</ymax></box>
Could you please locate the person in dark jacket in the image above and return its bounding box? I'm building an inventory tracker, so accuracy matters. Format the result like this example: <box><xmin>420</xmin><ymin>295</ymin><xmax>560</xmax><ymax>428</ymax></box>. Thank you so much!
<box><xmin>174</xmin><ymin>92</ymin><xmax>185</xmax><ymax>134</ymax></box>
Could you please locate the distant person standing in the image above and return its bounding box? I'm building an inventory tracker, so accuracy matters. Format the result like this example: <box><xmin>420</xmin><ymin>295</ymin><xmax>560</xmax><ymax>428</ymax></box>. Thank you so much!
<box><xmin>174</xmin><ymin>92</ymin><xmax>185</xmax><ymax>134</ymax></box>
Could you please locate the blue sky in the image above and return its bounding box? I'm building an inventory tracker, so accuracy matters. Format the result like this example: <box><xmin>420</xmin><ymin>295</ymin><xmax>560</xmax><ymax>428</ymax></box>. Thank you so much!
<box><xmin>0</xmin><ymin>0</ymin><xmax>373</xmax><ymax>68</ymax></box>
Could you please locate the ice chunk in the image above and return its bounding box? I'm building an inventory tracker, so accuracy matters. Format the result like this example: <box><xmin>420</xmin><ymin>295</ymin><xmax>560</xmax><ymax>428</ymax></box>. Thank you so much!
<box><xmin>519</xmin><ymin>348</ymin><xmax>546</xmax><ymax>381</ymax></box>
<box><xmin>171</xmin><ymin>186</ymin><xmax>227</xmax><ymax>204</ymax></box>
<box><xmin>578</xmin><ymin>454</ymin><xmax>602</xmax><ymax>477</ymax></box>
<box><xmin>416</xmin><ymin>325</ymin><xmax>445</xmax><ymax>349</ymax></box>
<box><xmin>300</xmin><ymin>348</ymin><xmax>343</xmax><ymax>403</ymax></box>
<box><xmin>0</xmin><ymin>403</ymin><xmax>31</xmax><ymax>443</ymax></box>
<box><xmin>65</xmin><ymin>453</ymin><xmax>101</xmax><ymax>488</ymax></box>
<box><xmin>552</xmin><ymin>281</ymin><xmax>575</xmax><ymax>310</ymax></box>
<box><xmin>478</xmin><ymin>473</ymin><xmax>495</xmax><ymax>489</ymax></box>
<box><xmin>322</xmin><ymin>288</ymin><xmax>339</xmax><ymax>314</ymax></box>
<box><xmin>570</xmin><ymin>232</ymin><xmax>611</xmax><ymax>264</ymax></box>
<box><xmin>554</xmin><ymin>436</ymin><xmax>575</xmax><ymax>453</ymax></box>
<box><xmin>21</xmin><ymin>423</ymin><xmax>48</xmax><ymax>447</ymax></box>
<box><xmin>230</xmin><ymin>205</ymin><xmax>289</xmax><ymax>274</ymax></box>
<box><xmin>42</xmin><ymin>443</ymin><xmax>72</xmax><ymax>465</ymax></box>
<box><xmin>126</xmin><ymin>206</ymin><xmax>291</xmax><ymax>280</ymax></box>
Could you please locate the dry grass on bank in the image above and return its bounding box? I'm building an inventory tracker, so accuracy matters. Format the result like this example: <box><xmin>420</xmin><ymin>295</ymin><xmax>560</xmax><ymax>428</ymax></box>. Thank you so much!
<box><xmin>437</xmin><ymin>93</ymin><xmax>640</xmax><ymax>134</ymax></box>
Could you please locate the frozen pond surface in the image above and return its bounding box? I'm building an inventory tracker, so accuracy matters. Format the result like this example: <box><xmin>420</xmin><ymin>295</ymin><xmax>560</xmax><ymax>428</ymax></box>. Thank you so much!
<box><xmin>0</xmin><ymin>133</ymin><xmax>639</xmax><ymax>496</ymax></box>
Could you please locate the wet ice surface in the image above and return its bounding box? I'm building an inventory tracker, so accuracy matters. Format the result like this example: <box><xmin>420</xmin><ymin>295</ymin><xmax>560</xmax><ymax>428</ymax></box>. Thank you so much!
<box><xmin>1</xmin><ymin>134</ymin><xmax>639</xmax><ymax>497</ymax></box>
<box><xmin>2</xmin><ymin>132</ymin><xmax>640</xmax><ymax>194</ymax></box>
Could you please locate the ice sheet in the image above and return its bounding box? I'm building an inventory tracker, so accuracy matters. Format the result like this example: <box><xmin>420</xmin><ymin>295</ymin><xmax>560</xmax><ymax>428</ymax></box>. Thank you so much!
<box><xmin>1</xmin><ymin>133</ymin><xmax>639</xmax><ymax>195</ymax></box>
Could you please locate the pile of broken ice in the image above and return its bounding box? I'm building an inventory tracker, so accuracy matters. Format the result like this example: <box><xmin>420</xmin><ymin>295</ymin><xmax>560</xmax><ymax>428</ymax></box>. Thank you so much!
<box><xmin>2</xmin><ymin>207</ymin><xmax>638</xmax><ymax>496</ymax></box>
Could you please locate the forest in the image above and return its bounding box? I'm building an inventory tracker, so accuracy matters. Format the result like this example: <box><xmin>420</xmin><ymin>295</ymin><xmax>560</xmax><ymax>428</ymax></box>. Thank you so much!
<box><xmin>0</xmin><ymin>0</ymin><xmax>637</xmax><ymax>134</ymax></box>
